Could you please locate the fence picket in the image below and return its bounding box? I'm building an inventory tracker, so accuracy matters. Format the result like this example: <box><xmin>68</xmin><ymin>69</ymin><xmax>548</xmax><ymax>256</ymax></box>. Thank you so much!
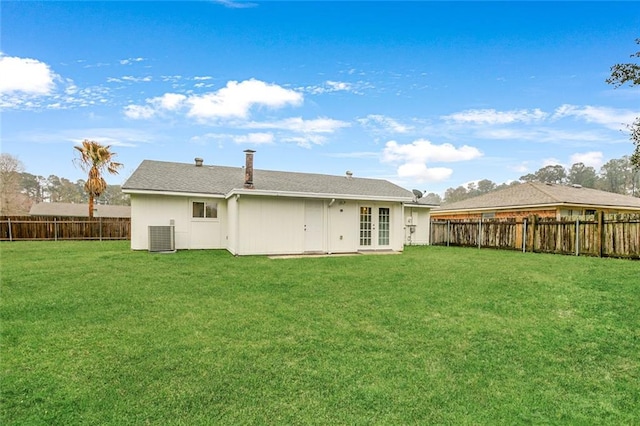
<box><xmin>0</xmin><ymin>216</ymin><xmax>130</xmax><ymax>241</ymax></box>
<box><xmin>431</xmin><ymin>214</ymin><xmax>640</xmax><ymax>259</ymax></box>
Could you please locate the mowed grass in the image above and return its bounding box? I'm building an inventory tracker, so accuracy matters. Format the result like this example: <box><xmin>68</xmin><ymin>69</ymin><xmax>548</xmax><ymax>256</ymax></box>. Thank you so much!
<box><xmin>1</xmin><ymin>242</ymin><xmax>639</xmax><ymax>424</ymax></box>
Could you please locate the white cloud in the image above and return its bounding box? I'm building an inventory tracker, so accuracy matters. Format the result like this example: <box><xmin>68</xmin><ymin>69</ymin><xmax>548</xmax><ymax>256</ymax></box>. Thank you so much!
<box><xmin>326</xmin><ymin>81</ymin><xmax>350</xmax><ymax>91</ymax></box>
<box><xmin>542</xmin><ymin>158</ymin><xmax>564</xmax><ymax>167</ymax></box>
<box><xmin>245</xmin><ymin>117</ymin><xmax>350</xmax><ymax>134</ymax></box>
<box><xmin>382</xmin><ymin>139</ymin><xmax>482</xmax><ymax>183</ymax></box>
<box><xmin>382</xmin><ymin>139</ymin><xmax>482</xmax><ymax>163</ymax></box>
<box><xmin>124</xmin><ymin>79</ymin><xmax>302</xmax><ymax>121</ymax></box>
<box><xmin>302</xmin><ymin>79</ymin><xmax>373</xmax><ymax>95</ymax></box>
<box><xmin>442</xmin><ymin>108</ymin><xmax>548</xmax><ymax>125</ymax></box>
<box><xmin>23</xmin><ymin>127</ymin><xmax>153</xmax><ymax>148</ymax></box>
<box><xmin>213</xmin><ymin>0</ymin><xmax>258</xmax><ymax>8</ymax></box>
<box><xmin>124</xmin><ymin>104</ymin><xmax>156</xmax><ymax>119</ymax></box>
<box><xmin>396</xmin><ymin>162</ymin><xmax>453</xmax><ymax>182</ymax></box>
<box><xmin>0</xmin><ymin>54</ymin><xmax>58</xmax><ymax>95</ymax></box>
<box><xmin>569</xmin><ymin>151</ymin><xmax>603</xmax><ymax>169</ymax></box>
<box><xmin>232</xmin><ymin>132</ymin><xmax>274</xmax><ymax>145</ymax></box>
<box><xmin>119</xmin><ymin>57</ymin><xmax>145</xmax><ymax>65</ymax></box>
<box><xmin>509</xmin><ymin>162</ymin><xmax>530</xmax><ymax>173</ymax></box>
<box><xmin>187</xmin><ymin>79</ymin><xmax>303</xmax><ymax>120</ymax></box>
<box><xmin>306</xmin><ymin>80</ymin><xmax>352</xmax><ymax>94</ymax></box>
<box><xmin>281</xmin><ymin>135</ymin><xmax>328</xmax><ymax>148</ymax></box>
<box><xmin>121</xmin><ymin>75</ymin><xmax>153</xmax><ymax>83</ymax></box>
<box><xmin>358</xmin><ymin>114</ymin><xmax>412</xmax><ymax>134</ymax></box>
<box><xmin>326</xmin><ymin>151</ymin><xmax>379</xmax><ymax>159</ymax></box>
<box><xmin>553</xmin><ymin>104</ymin><xmax>638</xmax><ymax>131</ymax></box>
<box><xmin>150</xmin><ymin>93</ymin><xmax>187</xmax><ymax>111</ymax></box>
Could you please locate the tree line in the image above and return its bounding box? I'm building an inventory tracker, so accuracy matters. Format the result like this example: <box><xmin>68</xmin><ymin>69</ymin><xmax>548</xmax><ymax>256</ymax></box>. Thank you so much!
<box><xmin>426</xmin><ymin>156</ymin><xmax>640</xmax><ymax>205</ymax></box>
<box><xmin>0</xmin><ymin>152</ymin><xmax>128</xmax><ymax>215</ymax></box>
<box><xmin>2</xmin><ymin>153</ymin><xmax>639</xmax><ymax>214</ymax></box>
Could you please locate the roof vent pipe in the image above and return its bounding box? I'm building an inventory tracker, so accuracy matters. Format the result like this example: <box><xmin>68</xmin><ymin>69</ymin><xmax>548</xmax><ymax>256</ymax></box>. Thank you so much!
<box><xmin>244</xmin><ymin>149</ymin><xmax>255</xmax><ymax>189</ymax></box>
<box><xmin>346</xmin><ymin>171</ymin><xmax>353</xmax><ymax>179</ymax></box>
<box><xmin>195</xmin><ymin>158</ymin><xmax>203</xmax><ymax>167</ymax></box>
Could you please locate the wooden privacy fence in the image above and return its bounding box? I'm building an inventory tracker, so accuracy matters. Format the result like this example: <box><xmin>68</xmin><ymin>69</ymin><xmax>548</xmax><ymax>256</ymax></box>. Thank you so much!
<box><xmin>430</xmin><ymin>213</ymin><xmax>640</xmax><ymax>259</ymax></box>
<box><xmin>0</xmin><ymin>216</ymin><xmax>131</xmax><ymax>241</ymax></box>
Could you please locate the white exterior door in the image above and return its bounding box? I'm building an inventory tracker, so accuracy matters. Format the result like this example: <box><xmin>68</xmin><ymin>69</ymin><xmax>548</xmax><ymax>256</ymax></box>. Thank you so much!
<box><xmin>359</xmin><ymin>205</ymin><xmax>391</xmax><ymax>249</ymax></box>
<box><xmin>304</xmin><ymin>200</ymin><xmax>324</xmax><ymax>252</ymax></box>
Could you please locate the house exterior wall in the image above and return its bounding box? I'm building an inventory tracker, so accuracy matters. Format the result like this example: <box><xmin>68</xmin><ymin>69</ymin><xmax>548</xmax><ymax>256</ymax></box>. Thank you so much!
<box><xmin>390</xmin><ymin>203</ymin><xmax>406</xmax><ymax>251</ymax></box>
<box><xmin>404</xmin><ymin>207</ymin><xmax>431</xmax><ymax>245</ymax></box>
<box><xmin>227</xmin><ymin>195</ymin><xmax>239</xmax><ymax>255</ymax></box>
<box><xmin>131</xmin><ymin>193</ymin><xmax>408</xmax><ymax>255</ymax></box>
<box><xmin>130</xmin><ymin>194</ymin><xmax>227</xmax><ymax>250</ymax></box>
<box><xmin>236</xmin><ymin>196</ymin><xmax>306</xmax><ymax>255</ymax></box>
<box><xmin>327</xmin><ymin>201</ymin><xmax>358</xmax><ymax>253</ymax></box>
<box><xmin>233</xmin><ymin>197</ymin><xmax>407</xmax><ymax>255</ymax></box>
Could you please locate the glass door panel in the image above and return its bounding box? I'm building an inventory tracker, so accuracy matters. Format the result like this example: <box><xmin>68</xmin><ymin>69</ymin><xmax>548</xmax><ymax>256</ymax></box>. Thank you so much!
<box><xmin>359</xmin><ymin>207</ymin><xmax>372</xmax><ymax>246</ymax></box>
<box><xmin>378</xmin><ymin>207</ymin><xmax>390</xmax><ymax>246</ymax></box>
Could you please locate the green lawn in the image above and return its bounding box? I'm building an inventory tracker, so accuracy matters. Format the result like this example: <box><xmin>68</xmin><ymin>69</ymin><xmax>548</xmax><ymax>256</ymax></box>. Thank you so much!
<box><xmin>1</xmin><ymin>242</ymin><xmax>639</xmax><ymax>424</ymax></box>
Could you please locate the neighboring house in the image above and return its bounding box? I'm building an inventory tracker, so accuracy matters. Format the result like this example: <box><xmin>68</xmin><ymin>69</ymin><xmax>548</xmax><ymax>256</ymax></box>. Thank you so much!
<box><xmin>122</xmin><ymin>150</ymin><xmax>431</xmax><ymax>255</ymax></box>
<box><xmin>431</xmin><ymin>182</ymin><xmax>640</xmax><ymax>220</ymax></box>
<box><xmin>29</xmin><ymin>202</ymin><xmax>131</xmax><ymax>218</ymax></box>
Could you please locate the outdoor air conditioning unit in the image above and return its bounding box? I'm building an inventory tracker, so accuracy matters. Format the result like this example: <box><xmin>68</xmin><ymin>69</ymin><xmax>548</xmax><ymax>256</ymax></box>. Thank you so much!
<box><xmin>148</xmin><ymin>225</ymin><xmax>175</xmax><ymax>253</ymax></box>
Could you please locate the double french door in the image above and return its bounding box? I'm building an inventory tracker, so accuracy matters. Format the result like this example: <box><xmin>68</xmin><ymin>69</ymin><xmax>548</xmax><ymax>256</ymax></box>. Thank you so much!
<box><xmin>359</xmin><ymin>206</ymin><xmax>391</xmax><ymax>249</ymax></box>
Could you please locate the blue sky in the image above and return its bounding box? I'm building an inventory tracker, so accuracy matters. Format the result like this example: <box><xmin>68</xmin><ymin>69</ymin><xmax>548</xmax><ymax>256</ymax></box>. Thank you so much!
<box><xmin>2</xmin><ymin>1</ymin><xmax>639</xmax><ymax>195</ymax></box>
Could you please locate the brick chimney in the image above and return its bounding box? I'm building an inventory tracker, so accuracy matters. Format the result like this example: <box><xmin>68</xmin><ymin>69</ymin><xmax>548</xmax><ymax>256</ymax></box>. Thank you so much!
<box><xmin>244</xmin><ymin>149</ymin><xmax>255</xmax><ymax>189</ymax></box>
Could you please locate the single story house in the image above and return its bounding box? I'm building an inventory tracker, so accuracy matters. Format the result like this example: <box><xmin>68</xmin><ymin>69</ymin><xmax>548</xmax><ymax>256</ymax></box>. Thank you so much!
<box><xmin>29</xmin><ymin>202</ymin><xmax>131</xmax><ymax>218</ymax></box>
<box><xmin>431</xmin><ymin>182</ymin><xmax>640</xmax><ymax>220</ymax></box>
<box><xmin>122</xmin><ymin>150</ymin><xmax>433</xmax><ymax>255</ymax></box>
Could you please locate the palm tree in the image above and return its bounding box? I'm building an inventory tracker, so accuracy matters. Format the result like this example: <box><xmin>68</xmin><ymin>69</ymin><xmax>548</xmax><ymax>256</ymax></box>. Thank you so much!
<box><xmin>74</xmin><ymin>140</ymin><xmax>123</xmax><ymax>218</ymax></box>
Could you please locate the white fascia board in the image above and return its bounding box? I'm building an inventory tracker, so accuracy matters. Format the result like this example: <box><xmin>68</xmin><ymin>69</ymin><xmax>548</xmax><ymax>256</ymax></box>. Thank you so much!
<box><xmin>122</xmin><ymin>189</ymin><xmax>225</xmax><ymax>199</ymax></box>
<box><xmin>225</xmin><ymin>188</ymin><xmax>412</xmax><ymax>203</ymax></box>
<box><xmin>404</xmin><ymin>203</ymin><xmax>438</xmax><ymax>209</ymax></box>
<box><xmin>432</xmin><ymin>203</ymin><xmax>561</xmax><ymax>214</ymax></box>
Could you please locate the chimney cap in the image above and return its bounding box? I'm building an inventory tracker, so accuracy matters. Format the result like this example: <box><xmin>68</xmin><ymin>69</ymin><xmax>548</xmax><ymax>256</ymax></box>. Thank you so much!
<box><xmin>346</xmin><ymin>170</ymin><xmax>353</xmax><ymax>178</ymax></box>
<box><xmin>194</xmin><ymin>157</ymin><xmax>204</xmax><ymax>167</ymax></box>
<box><xmin>243</xmin><ymin>149</ymin><xmax>256</xmax><ymax>153</ymax></box>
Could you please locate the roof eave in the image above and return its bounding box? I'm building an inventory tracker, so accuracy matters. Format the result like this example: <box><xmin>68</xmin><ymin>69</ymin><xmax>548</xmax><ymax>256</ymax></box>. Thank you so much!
<box><xmin>226</xmin><ymin>188</ymin><xmax>412</xmax><ymax>203</ymax></box>
<box><xmin>432</xmin><ymin>201</ymin><xmax>640</xmax><ymax>214</ymax></box>
<box><xmin>123</xmin><ymin>188</ymin><xmax>225</xmax><ymax>198</ymax></box>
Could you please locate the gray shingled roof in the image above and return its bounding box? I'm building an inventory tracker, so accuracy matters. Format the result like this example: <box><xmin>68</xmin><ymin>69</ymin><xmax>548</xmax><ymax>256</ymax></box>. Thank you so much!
<box><xmin>434</xmin><ymin>182</ymin><xmax>640</xmax><ymax>212</ymax></box>
<box><xmin>29</xmin><ymin>203</ymin><xmax>131</xmax><ymax>218</ymax></box>
<box><xmin>122</xmin><ymin>160</ymin><xmax>414</xmax><ymax>200</ymax></box>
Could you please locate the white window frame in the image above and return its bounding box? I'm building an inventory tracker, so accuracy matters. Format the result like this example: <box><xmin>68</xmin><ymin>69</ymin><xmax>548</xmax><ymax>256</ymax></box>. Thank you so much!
<box><xmin>192</xmin><ymin>200</ymin><xmax>218</xmax><ymax>220</ymax></box>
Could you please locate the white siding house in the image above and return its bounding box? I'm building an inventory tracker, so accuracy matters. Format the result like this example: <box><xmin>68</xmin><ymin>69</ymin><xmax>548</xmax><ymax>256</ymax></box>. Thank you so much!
<box><xmin>123</xmin><ymin>151</ymin><xmax>432</xmax><ymax>255</ymax></box>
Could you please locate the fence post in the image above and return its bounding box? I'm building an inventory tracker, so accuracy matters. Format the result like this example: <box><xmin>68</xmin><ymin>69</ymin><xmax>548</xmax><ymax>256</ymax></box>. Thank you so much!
<box><xmin>99</xmin><ymin>217</ymin><xmax>103</xmax><ymax>241</ymax></box>
<box><xmin>522</xmin><ymin>219</ymin><xmax>527</xmax><ymax>253</ymax></box>
<box><xmin>531</xmin><ymin>215</ymin><xmax>537</xmax><ymax>253</ymax></box>
<box><xmin>8</xmin><ymin>218</ymin><xmax>12</xmax><ymax>242</ymax></box>
<box><xmin>575</xmin><ymin>218</ymin><xmax>579</xmax><ymax>256</ymax></box>
<box><xmin>447</xmin><ymin>220</ymin><xmax>450</xmax><ymax>247</ymax></box>
<box><xmin>598</xmin><ymin>211</ymin><xmax>604</xmax><ymax>258</ymax></box>
<box><xmin>478</xmin><ymin>218</ymin><xmax>482</xmax><ymax>249</ymax></box>
<box><xmin>54</xmin><ymin>218</ymin><xmax>58</xmax><ymax>241</ymax></box>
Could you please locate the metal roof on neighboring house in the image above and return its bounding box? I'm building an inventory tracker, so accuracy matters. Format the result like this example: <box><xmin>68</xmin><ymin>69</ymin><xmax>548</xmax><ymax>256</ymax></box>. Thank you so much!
<box><xmin>122</xmin><ymin>160</ymin><xmax>414</xmax><ymax>201</ymax></box>
<box><xmin>29</xmin><ymin>203</ymin><xmax>131</xmax><ymax>218</ymax></box>
<box><xmin>433</xmin><ymin>182</ymin><xmax>640</xmax><ymax>213</ymax></box>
